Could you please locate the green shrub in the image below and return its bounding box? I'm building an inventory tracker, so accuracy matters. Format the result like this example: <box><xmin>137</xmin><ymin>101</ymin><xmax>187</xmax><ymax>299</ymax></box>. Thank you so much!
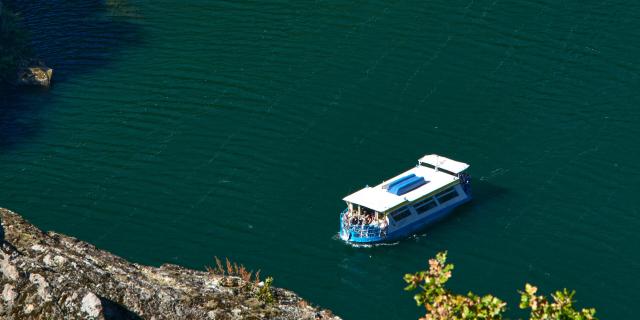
<box><xmin>519</xmin><ymin>283</ymin><xmax>596</xmax><ymax>320</ymax></box>
<box><xmin>257</xmin><ymin>277</ymin><xmax>274</xmax><ymax>304</ymax></box>
<box><xmin>404</xmin><ymin>252</ymin><xmax>596</xmax><ymax>320</ymax></box>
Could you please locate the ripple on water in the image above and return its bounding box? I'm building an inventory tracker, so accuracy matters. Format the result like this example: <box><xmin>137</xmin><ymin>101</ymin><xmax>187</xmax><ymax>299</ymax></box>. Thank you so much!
<box><xmin>2</xmin><ymin>0</ymin><xmax>639</xmax><ymax>319</ymax></box>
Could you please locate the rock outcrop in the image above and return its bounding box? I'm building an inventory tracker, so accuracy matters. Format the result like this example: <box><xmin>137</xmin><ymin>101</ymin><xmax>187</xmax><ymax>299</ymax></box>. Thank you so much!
<box><xmin>1</xmin><ymin>1</ymin><xmax>51</xmax><ymax>87</ymax></box>
<box><xmin>16</xmin><ymin>61</ymin><xmax>53</xmax><ymax>88</ymax></box>
<box><xmin>0</xmin><ymin>208</ymin><xmax>340</xmax><ymax>320</ymax></box>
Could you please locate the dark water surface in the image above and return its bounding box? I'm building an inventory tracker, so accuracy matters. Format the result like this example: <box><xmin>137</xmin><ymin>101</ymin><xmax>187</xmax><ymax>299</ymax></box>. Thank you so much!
<box><xmin>2</xmin><ymin>1</ymin><xmax>639</xmax><ymax>318</ymax></box>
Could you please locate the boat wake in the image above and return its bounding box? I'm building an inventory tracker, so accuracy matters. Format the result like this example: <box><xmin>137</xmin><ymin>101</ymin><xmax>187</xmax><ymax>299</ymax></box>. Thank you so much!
<box><xmin>332</xmin><ymin>233</ymin><xmax>400</xmax><ymax>248</ymax></box>
<box><xmin>410</xmin><ymin>232</ymin><xmax>429</xmax><ymax>241</ymax></box>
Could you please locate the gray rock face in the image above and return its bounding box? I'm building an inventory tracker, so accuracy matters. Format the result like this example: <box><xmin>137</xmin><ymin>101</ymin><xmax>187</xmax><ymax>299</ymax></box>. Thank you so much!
<box><xmin>0</xmin><ymin>208</ymin><xmax>340</xmax><ymax>320</ymax></box>
<box><xmin>81</xmin><ymin>292</ymin><xmax>104</xmax><ymax>318</ymax></box>
<box><xmin>28</xmin><ymin>273</ymin><xmax>52</xmax><ymax>302</ymax></box>
<box><xmin>0</xmin><ymin>253</ymin><xmax>19</xmax><ymax>281</ymax></box>
<box><xmin>2</xmin><ymin>284</ymin><xmax>17</xmax><ymax>305</ymax></box>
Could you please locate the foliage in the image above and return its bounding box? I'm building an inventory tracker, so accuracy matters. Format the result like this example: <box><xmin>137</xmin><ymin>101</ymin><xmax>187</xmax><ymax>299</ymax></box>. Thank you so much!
<box><xmin>404</xmin><ymin>252</ymin><xmax>597</xmax><ymax>320</ymax></box>
<box><xmin>519</xmin><ymin>283</ymin><xmax>596</xmax><ymax>320</ymax></box>
<box><xmin>0</xmin><ymin>2</ymin><xmax>31</xmax><ymax>81</ymax></box>
<box><xmin>257</xmin><ymin>276</ymin><xmax>274</xmax><ymax>304</ymax></box>
<box><xmin>404</xmin><ymin>252</ymin><xmax>506</xmax><ymax>320</ymax></box>
<box><xmin>207</xmin><ymin>256</ymin><xmax>261</xmax><ymax>284</ymax></box>
<box><xmin>208</xmin><ymin>257</ymin><xmax>274</xmax><ymax>304</ymax></box>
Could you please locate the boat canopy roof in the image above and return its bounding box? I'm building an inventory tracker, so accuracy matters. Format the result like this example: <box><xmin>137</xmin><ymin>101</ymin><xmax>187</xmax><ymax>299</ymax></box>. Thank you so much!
<box><xmin>418</xmin><ymin>154</ymin><xmax>469</xmax><ymax>174</ymax></box>
<box><xmin>343</xmin><ymin>155</ymin><xmax>469</xmax><ymax>212</ymax></box>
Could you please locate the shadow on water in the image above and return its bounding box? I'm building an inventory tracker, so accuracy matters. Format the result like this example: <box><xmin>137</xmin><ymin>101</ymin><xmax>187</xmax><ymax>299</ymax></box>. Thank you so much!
<box><xmin>0</xmin><ymin>0</ymin><xmax>143</xmax><ymax>151</ymax></box>
<box><xmin>467</xmin><ymin>181</ymin><xmax>510</xmax><ymax>208</ymax></box>
<box><xmin>438</xmin><ymin>181</ymin><xmax>511</xmax><ymax>225</ymax></box>
<box><xmin>375</xmin><ymin>181</ymin><xmax>511</xmax><ymax>248</ymax></box>
<box><xmin>100</xmin><ymin>296</ymin><xmax>143</xmax><ymax>320</ymax></box>
<box><xmin>0</xmin><ymin>86</ymin><xmax>49</xmax><ymax>150</ymax></box>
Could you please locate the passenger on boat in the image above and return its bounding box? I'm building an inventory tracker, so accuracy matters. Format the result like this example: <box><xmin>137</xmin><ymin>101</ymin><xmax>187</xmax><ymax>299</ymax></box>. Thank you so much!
<box><xmin>379</xmin><ymin>217</ymin><xmax>388</xmax><ymax>229</ymax></box>
<box><xmin>365</xmin><ymin>215</ymin><xmax>373</xmax><ymax>225</ymax></box>
<box><xmin>342</xmin><ymin>208</ymin><xmax>390</xmax><ymax>238</ymax></box>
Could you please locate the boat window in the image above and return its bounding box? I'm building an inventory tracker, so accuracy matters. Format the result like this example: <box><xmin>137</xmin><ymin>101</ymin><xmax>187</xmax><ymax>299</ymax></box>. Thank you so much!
<box><xmin>437</xmin><ymin>188</ymin><xmax>458</xmax><ymax>204</ymax></box>
<box><xmin>414</xmin><ymin>197</ymin><xmax>437</xmax><ymax>214</ymax></box>
<box><xmin>390</xmin><ymin>207</ymin><xmax>411</xmax><ymax>222</ymax></box>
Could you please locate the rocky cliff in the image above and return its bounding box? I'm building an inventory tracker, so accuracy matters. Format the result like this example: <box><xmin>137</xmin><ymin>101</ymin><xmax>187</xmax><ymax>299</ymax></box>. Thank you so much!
<box><xmin>0</xmin><ymin>208</ymin><xmax>340</xmax><ymax>320</ymax></box>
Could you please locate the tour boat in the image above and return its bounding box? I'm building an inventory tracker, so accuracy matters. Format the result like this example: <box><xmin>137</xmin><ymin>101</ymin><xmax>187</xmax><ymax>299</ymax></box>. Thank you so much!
<box><xmin>339</xmin><ymin>154</ymin><xmax>471</xmax><ymax>244</ymax></box>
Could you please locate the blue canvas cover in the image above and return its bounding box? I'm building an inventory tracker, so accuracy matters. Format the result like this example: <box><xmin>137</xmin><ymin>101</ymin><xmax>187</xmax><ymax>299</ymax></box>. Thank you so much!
<box><xmin>388</xmin><ymin>175</ymin><xmax>427</xmax><ymax>195</ymax></box>
<box><xmin>386</xmin><ymin>174</ymin><xmax>416</xmax><ymax>190</ymax></box>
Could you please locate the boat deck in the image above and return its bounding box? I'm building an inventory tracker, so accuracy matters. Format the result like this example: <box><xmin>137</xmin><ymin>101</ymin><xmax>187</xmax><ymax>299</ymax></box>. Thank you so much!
<box><xmin>343</xmin><ymin>165</ymin><xmax>458</xmax><ymax>213</ymax></box>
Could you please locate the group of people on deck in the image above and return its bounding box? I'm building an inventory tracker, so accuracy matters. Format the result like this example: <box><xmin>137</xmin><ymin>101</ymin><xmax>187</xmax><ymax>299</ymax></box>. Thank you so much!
<box><xmin>344</xmin><ymin>204</ymin><xmax>389</xmax><ymax>232</ymax></box>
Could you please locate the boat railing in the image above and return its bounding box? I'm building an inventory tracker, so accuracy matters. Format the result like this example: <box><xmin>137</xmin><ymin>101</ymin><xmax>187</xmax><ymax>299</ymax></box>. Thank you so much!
<box><xmin>350</xmin><ymin>224</ymin><xmax>385</xmax><ymax>238</ymax></box>
<box><xmin>341</xmin><ymin>209</ymin><xmax>387</xmax><ymax>239</ymax></box>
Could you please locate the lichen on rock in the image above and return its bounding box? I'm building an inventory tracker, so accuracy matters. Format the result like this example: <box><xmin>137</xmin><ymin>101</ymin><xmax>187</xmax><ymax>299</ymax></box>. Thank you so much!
<box><xmin>0</xmin><ymin>208</ymin><xmax>340</xmax><ymax>320</ymax></box>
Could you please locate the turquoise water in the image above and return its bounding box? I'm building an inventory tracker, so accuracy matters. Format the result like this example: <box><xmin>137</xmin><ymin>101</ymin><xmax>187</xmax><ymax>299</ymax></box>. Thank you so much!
<box><xmin>2</xmin><ymin>1</ymin><xmax>639</xmax><ymax>318</ymax></box>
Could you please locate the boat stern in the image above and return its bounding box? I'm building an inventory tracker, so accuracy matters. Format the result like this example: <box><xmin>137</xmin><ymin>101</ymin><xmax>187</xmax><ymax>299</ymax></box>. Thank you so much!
<box><xmin>339</xmin><ymin>208</ymin><xmax>388</xmax><ymax>244</ymax></box>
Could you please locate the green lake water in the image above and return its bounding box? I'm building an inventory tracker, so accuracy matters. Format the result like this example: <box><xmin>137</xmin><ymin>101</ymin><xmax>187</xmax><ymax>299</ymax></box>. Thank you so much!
<box><xmin>1</xmin><ymin>1</ymin><xmax>639</xmax><ymax>318</ymax></box>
